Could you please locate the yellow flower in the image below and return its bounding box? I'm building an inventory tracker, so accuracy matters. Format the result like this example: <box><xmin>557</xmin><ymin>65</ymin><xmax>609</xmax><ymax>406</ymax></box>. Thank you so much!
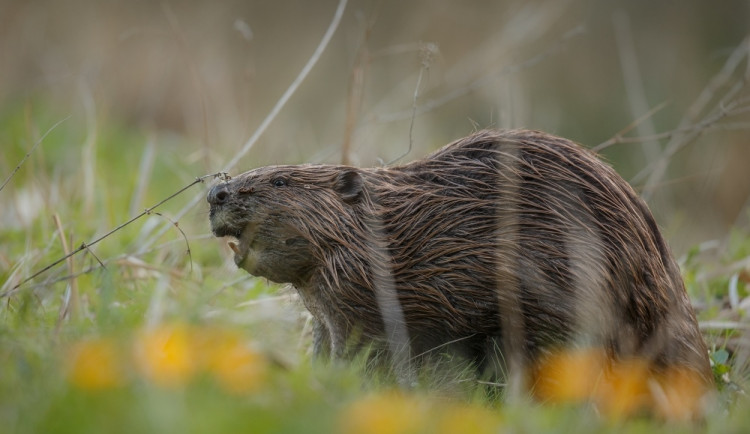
<box><xmin>652</xmin><ymin>367</ymin><xmax>709</xmax><ymax>421</ymax></box>
<box><xmin>534</xmin><ymin>347</ymin><xmax>712</xmax><ymax>420</ymax></box>
<box><xmin>67</xmin><ymin>338</ymin><xmax>124</xmax><ymax>390</ymax></box>
<box><xmin>338</xmin><ymin>391</ymin><xmax>426</xmax><ymax>434</ymax></box>
<box><xmin>434</xmin><ymin>403</ymin><xmax>502</xmax><ymax>434</ymax></box>
<box><xmin>134</xmin><ymin>323</ymin><xmax>196</xmax><ymax>387</ymax></box>
<box><xmin>595</xmin><ymin>358</ymin><xmax>651</xmax><ymax>419</ymax></box>
<box><xmin>534</xmin><ymin>348</ymin><xmax>607</xmax><ymax>403</ymax></box>
<box><xmin>205</xmin><ymin>331</ymin><xmax>269</xmax><ymax>394</ymax></box>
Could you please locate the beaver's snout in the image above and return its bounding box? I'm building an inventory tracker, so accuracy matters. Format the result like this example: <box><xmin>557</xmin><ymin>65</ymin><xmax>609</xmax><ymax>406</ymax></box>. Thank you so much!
<box><xmin>207</xmin><ymin>182</ymin><xmax>242</xmax><ymax>238</ymax></box>
<box><xmin>207</xmin><ymin>183</ymin><xmax>231</xmax><ymax>206</ymax></box>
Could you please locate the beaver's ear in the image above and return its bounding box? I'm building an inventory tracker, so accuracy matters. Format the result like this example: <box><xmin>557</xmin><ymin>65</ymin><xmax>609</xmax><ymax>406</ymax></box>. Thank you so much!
<box><xmin>333</xmin><ymin>170</ymin><xmax>363</xmax><ymax>204</ymax></box>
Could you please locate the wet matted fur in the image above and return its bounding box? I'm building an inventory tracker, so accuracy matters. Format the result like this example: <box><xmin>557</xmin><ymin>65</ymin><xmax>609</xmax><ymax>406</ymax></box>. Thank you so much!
<box><xmin>207</xmin><ymin>129</ymin><xmax>711</xmax><ymax>385</ymax></box>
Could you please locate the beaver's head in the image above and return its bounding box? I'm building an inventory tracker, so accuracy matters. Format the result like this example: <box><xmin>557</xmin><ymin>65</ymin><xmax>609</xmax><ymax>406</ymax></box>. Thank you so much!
<box><xmin>207</xmin><ymin>165</ymin><xmax>365</xmax><ymax>286</ymax></box>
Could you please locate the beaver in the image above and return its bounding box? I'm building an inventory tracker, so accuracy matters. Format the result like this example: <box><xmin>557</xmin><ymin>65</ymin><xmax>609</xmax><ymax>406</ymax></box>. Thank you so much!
<box><xmin>207</xmin><ymin>129</ymin><xmax>712</xmax><ymax>387</ymax></box>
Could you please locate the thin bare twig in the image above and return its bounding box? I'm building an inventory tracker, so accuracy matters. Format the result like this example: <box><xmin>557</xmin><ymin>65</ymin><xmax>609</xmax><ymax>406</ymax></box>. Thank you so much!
<box><xmin>0</xmin><ymin>116</ymin><xmax>70</xmax><ymax>194</ymax></box>
<box><xmin>374</xmin><ymin>26</ymin><xmax>585</xmax><ymax>123</ymax></box>
<box><xmin>148</xmin><ymin>210</ymin><xmax>194</xmax><ymax>274</ymax></box>
<box><xmin>599</xmin><ymin>37</ymin><xmax>750</xmax><ymax>196</ymax></box>
<box><xmin>699</xmin><ymin>321</ymin><xmax>750</xmax><ymax>331</ymax></box>
<box><xmin>223</xmin><ymin>0</ymin><xmax>348</xmax><ymax>173</ymax></box>
<box><xmin>640</xmin><ymin>36</ymin><xmax>750</xmax><ymax>200</ymax></box>
<box><xmin>635</xmin><ymin>81</ymin><xmax>749</xmax><ymax>192</ymax></box>
<box><xmin>1</xmin><ymin>172</ymin><xmax>223</xmax><ymax>297</ymax></box>
<box><xmin>593</xmin><ymin>101</ymin><xmax>670</xmax><ymax>152</ymax></box>
<box><xmin>600</xmin><ymin>97</ymin><xmax>750</xmax><ymax>153</ymax></box>
<box><xmin>387</xmin><ymin>43</ymin><xmax>437</xmax><ymax>165</ymax></box>
<box><xmin>82</xmin><ymin>243</ymin><xmax>106</xmax><ymax>270</ymax></box>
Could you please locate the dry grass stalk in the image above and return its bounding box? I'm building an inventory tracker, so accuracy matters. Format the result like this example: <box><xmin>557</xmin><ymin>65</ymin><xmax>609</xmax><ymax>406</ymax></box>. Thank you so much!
<box><xmin>53</xmin><ymin>213</ymin><xmax>78</xmax><ymax>326</ymax></box>
<box><xmin>341</xmin><ymin>24</ymin><xmax>372</xmax><ymax>165</ymax></box>
<box><xmin>639</xmin><ymin>36</ymin><xmax>750</xmax><ymax>200</ymax></box>
<box><xmin>373</xmin><ymin>26</ymin><xmax>584</xmax><ymax>124</ymax></box>
<box><xmin>613</xmin><ymin>10</ymin><xmax>661</xmax><ymax>162</ymax></box>
<box><xmin>0</xmin><ymin>116</ymin><xmax>69</xmax><ymax>194</ymax></box>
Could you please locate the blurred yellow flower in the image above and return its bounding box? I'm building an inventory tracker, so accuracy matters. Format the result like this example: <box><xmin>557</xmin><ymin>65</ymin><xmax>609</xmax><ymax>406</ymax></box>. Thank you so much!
<box><xmin>205</xmin><ymin>331</ymin><xmax>269</xmax><ymax>394</ymax></box>
<box><xmin>533</xmin><ymin>348</ymin><xmax>710</xmax><ymax>420</ymax></box>
<box><xmin>67</xmin><ymin>338</ymin><xmax>124</xmax><ymax>390</ymax></box>
<box><xmin>534</xmin><ymin>348</ymin><xmax>607</xmax><ymax>403</ymax></box>
<box><xmin>434</xmin><ymin>403</ymin><xmax>502</xmax><ymax>434</ymax></box>
<box><xmin>338</xmin><ymin>391</ymin><xmax>426</xmax><ymax>434</ymax></box>
<box><xmin>595</xmin><ymin>359</ymin><xmax>651</xmax><ymax>419</ymax></box>
<box><xmin>653</xmin><ymin>367</ymin><xmax>709</xmax><ymax>422</ymax></box>
<box><xmin>134</xmin><ymin>324</ymin><xmax>196</xmax><ymax>387</ymax></box>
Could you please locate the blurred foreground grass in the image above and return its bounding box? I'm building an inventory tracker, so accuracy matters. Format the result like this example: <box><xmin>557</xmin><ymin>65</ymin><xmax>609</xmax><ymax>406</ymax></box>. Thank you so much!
<box><xmin>2</xmin><ymin>105</ymin><xmax>750</xmax><ymax>433</ymax></box>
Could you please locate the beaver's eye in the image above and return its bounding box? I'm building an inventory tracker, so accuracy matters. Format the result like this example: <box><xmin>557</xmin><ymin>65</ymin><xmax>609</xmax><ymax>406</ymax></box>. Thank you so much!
<box><xmin>272</xmin><ymin>178</ymin><xmax>287</xmax><ymax>187</ymax></box>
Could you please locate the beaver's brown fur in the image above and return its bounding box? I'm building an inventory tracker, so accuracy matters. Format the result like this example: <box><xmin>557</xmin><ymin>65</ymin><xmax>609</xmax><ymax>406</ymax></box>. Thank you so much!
<box><xmin>207</xmin><ymin>129</ymin><xmax>712</xmax><ymax>385</ymax></box>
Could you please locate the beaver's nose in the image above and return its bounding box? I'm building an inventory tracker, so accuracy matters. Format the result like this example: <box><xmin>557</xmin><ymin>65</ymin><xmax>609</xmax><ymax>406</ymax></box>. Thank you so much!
<box><xmin>207</xmin><ymin>183</ymin><xmax>230</xmax><ymax>205</ymax></box>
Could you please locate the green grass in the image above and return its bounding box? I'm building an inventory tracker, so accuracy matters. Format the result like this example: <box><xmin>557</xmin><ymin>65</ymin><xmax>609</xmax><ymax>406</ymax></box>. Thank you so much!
<box><xmin>2</xmin><ymin>104</ymin><xmax>750</xmax><ymax>433</ymax></box>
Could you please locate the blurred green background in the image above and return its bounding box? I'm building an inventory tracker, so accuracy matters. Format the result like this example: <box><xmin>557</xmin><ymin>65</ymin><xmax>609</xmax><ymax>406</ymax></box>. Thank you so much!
<box><xmin>2</xmin><ymin>0</ymin><xmax>749</xmax><ymax>252</ymax></box>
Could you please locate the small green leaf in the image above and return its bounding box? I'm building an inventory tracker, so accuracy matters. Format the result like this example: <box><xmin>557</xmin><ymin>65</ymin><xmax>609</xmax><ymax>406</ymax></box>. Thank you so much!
<box><xmin>712</xmin><ymin>349</ymin><xmax>729</xmax><ymax>365</ymax></box>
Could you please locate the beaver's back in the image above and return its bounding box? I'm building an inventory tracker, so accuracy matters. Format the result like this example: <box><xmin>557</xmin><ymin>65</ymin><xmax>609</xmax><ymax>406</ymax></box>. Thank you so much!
<box><xmin>348</xmin><ymin>129</ymin><xmax>710</xmax><ymax>381</ymax></box>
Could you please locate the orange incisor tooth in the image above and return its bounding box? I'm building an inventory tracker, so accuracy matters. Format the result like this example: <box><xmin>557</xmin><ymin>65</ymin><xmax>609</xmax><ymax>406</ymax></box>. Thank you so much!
<box><xmin>228</xmin><ymin>240</ymin><xmax>240</xmax><ymax>254</ymax></box>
